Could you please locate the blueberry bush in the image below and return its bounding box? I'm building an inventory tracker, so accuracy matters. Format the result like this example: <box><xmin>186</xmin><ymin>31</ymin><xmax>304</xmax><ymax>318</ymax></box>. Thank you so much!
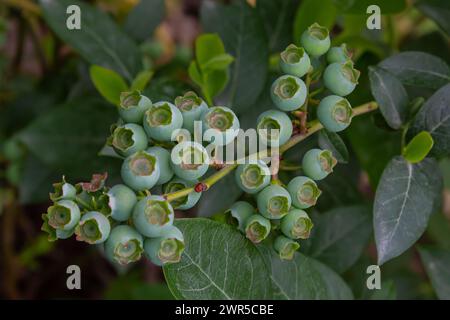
<box><xmin>1</xmin><ymin>0</ymin><xmax>449</xmax><ymax>300</ymax></box>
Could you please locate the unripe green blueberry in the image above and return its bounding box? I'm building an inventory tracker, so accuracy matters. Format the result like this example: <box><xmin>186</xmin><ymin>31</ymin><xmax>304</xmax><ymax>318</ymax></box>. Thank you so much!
<box><xmin>300</xmin><ymin>23</ymin><xmax>331</xmax><ymax>57</ymax></box>
<box><xmin>146</xmin><ymin>146</ymin><xmax>174</xmax><ymax>185</ymax></box>
<box><xmin>118</xmin><ymin>91</ymin><xmax>152</xmax><ymax>123</ymax></box>
<box><xmin>323</xmin><ymin>61</ymin><xmax>360</xmax><ymax>96</ymax></box>
<box><xmin>235</xmin><ymin>161</ymin><xmax>270</xmax><ymax>194</ymax></box>
<box><xmin>170</xmin><ymin>141</ymin><xmax>209</xmax><ymax>181</ymax></box>
<box><xmin>317</xmin><ymin>95</ymin><xmax>353</xmax><ymax>132</ymax></box>
<box><xmin>50</xmin><ymin>177</ymin><xmax>77</xmax><ymax>201</ymax></box>
<box><xmin>105</xmin><ymin>225</ymin><xmax>144</xmax><ymax>265</ymax></box>
<box><xmin>202</xmin><ymin>106</ymin><xmax>240</xmax><ymax>146</ymax></box>
<box><xmin>106</xmin><ymin>184</ymin><xmax>137</xmax><ymax>222</ymax></box>
<box><xmin>274</xmin><ymin>235</ymin><xmax>300</xmax><ymax>260</ymax></box>
<box><xmin>109</xmin><ymin>123</ymin><xmax>148</xmax><ymax>157</ymax></box>
<box><xmin>281</xmin><ymin>208</ymin><xmax>313</xmax><ymax>239</ymax></box>
<box><xmin>132</xmin><ymin>195</ymin><xmax>174</xmax><ymax>237</ymax></box>
<box><xmin>226</xmin><ymin>201</ymin><xmax>255</xmax><ymax>233</ymax></box>
<box><xmin>46</xmin><ymin>200</ymin><xmax>80</xmax><ymax>231</ymax></box>
<box><xmin>56</xmin><ymin>228</ymin><xmax>75</xmax><ymax>240</ymax></box>
<box><xmin>287</xmin><ymin>176</ymin><xmax>321</xmax><ymax>209</ymax></box>
<box><xmin>143</xmin><ymin>101</ymin><xmax>183</xmax><ymax>142</ymax></box>
<box><xmin>75</xmin><ymin>211</ymin><xmax>111</xmax><ymax>244</ymax></box>
<box><xmin>144</xmin><ymin>225</ymin><xmax>185</xmax><ymax>266</ymax></box>
<box><xmin>302</xmin><ymin>148</ymin><xmax>337</xmax><ymax>180</ymax></box>
<box><xmin>280</xmin><ymin>44</ymin><xmax>311</xmax><ymax>78</ymax></box>
<box><xmin>245</xmin><ymin>214</ymin><xmax>271</xmax><ymax>244</ymax></box>
<box><xmin>257</xmin><ymin>184</ymin><xmax>292</xmax><ymax>220</ymax></box>
<box><xmin>327</xmin><ymin>43</ymin><xmax>351</xmax><ymax>64</ymax></box>
<box><xmin>163</xmin><ymin>178</ymin><xmax>201</xmax><ymax>210</ymax></box>
<box><xmin>257</xmin><ymin>109</ymin><xmax>293</xmax><ymax>147</ymax></box>
<box><xmin>121</xmin><ymin>150</ymin><xmax>160</xmax><ymax>191</ymax></box>
<box><xmin>175</xmin><ymin>91</ymin><xmax>208</xmax><ymax>133</ymax></box>
<box><xmin>271</xmin><ymin>75</ymin><xmax>307</xmax><ymax>111</ymax></box>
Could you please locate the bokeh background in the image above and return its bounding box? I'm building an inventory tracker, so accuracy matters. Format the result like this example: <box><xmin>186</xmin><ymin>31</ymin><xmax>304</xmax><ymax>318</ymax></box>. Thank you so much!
<box><xmin>0</xmin><ymin>0</ymin><xmax>449</xmax><ymax>299</ymax></box>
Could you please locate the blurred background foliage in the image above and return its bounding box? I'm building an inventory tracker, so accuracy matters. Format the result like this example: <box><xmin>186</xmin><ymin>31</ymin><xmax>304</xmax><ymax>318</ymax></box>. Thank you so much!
<box><xmin>0</xmin><ymin>0</ymin><xmax>449</xmax><ymax>299</ymax></box>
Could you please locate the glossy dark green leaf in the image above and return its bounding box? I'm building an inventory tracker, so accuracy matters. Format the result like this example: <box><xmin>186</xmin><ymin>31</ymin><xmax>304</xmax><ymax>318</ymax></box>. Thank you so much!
<box><xmin>293</xmin><ymin>0</ymin><xmax>337</xmax><ymax>44</ymax></box>
<box><xmin>408</xmin><ymin>84</ymin><xmax>450</xmax><ymax>157</ymax></box>
<box><xmin>370</xmin><ymin>280</ymin><xmax>397</xmax><ymax>300</ymax></box>
<box><xmin>40</xmin><ymin>0</ymin><xmax>141</xmax><ymax>80</ymax></box>
<box><xmin>334</xmin><ymin>0</ymin><xmax>407</xmax><ymax>14</ymax></box>
<box><xmin>307</xmin><ymin>206</ymin><xmax>372</xmax><ymax>273</ymax></box>
<box><xmin>201</xmin><ymin>0</ymin><xmax>268</xmax><ymax>108</ymax></box>
<box><xmin>256</xmin><ymin>0</ymin><xmax>300</xmax><ymax>52</ymax></box>
<box><xmin>89</xmin><ymin>65</ymin><xmax>128</xmax><ymax>105</ymax></box>
<box><xmin>416</xmin><ymin>0</ymin><xmax>450</xmax><ymax>35</ymax></box>
<box><xmin>374</xmin><ymin>156</ymin><xmax>443</xmax><ymax>265</ymax></box>
<box><xmin>369</xmin><ymin>66</ymin><xmax>409</xmax><ymax>129</ymax></box>
<box><xmin>318</xmin><ymin>130</ymin><xmax>349</xmax><ymax>163</ymax></box>
<box><xmin>402</xmin><ymin>131</ymin><xmax>434</xmax><ymax>164</ymax></box>
<box><xmin>124</xmin><ymin>0</ymin><xmax>165</xmax><ymax>42</ymax></box>
<box><xmin>419</xmin><ymin>247</ymin><xmax>450</xmax><ymax>299</ymax></box>
<box><xmin>163</xmin><ymin>219</ymin><xmax>273</xmax><ymax>299</ymax></box>
<box><xmin>379</xmin><ymin>52</ymin><xmax>450</xmax><ymax>90</ymax></box>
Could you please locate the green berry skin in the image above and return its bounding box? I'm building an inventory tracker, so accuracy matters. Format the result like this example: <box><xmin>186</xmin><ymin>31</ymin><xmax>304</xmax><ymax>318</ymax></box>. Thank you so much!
<box><xmin>317</xmin><ymin>95</ymin><xmax>353</xmax><ymax>132</ymax></box>
<box><xmin>327</xmin><ymin>44</ymin><xmax>350</xmax><ymax>64</ymax></box>
<box><xmin>170</xmin><ymin>141</ymin><xmax>209</xmax><ymax>181</ymax></box>
<box><xmin>118</xmin><ymin>91</ymin><xmax>152</xmax><ymax>124</ymax></box>
<box><xmin>274</xmin><ymin>235</ymin><xmax>300</xmax><ymax>260</ymax></box>
<box><xmin>132</xmin><ymin>195</ymin><xmax>174</xmax><ymax>237</ymax></box>
<box><xmin>144</xmin><ymin>226</ymin><xmax>185</xmax><ymax>266</ymax></box>
<box><xmin>110</xmin><ymin>123</ymin><xmax>148</xmax><ymax>157</ymax></box>
<box><xmin>121</xmin><ymin>150</ymin><xmax>160</xmax><ymax>191</ymax></box>
<box><xmin>323</xmin><ymin>61</ymin><xmax>360</xmax><ymax>96</ymax></box>
<box><xmin>257</xmin><ymin>184</ymin><xmax>292</xmax><ymax>220</ymax></box>
<box><xmin>56</xmin><ymin>228</ymin><xmax>75</xmax><ymax>240</ymax></box>
<box><xmin>105</xmin><ymin>225</ymin><xmax>144</xmax><ymax>265</ymax></box>
<box><xmin>47</xmin><ymin>200</ymin><xmax>81</xmax><ymax>231</ymax></box>
<box><xmin>257</xmin><ymin>109</ymin><xmax>293</xmax><ymax>147</ymax></box>
<box><xmin>279</xmin><ymin>44</ymin><xmax>311</xmax><ymax>78</ymax></box>
<box><xmin>227</xmin><ymin>201</ymin><xmax>255</xmax><ymax>233</ymax></box>
<box><xmin>146</xmin><ymin>146</ymin><xmax>174</xmax><ymax>185</ymax></box>
<box><xmin>271</xmin><ymin>75</ymin><xmax>307</xmax><ymax>112</ymax></box>
<box><xmin>300</xmin><ymin>23</ymin><xmax>331</xmax><ymax>57</ymax></box>
<box><xmin>202</xmin><ymin>106</ymin><xmax>240</xmax><ymax>146</ymax></box>
<box><xmin>235</xmin><ymin>161</ymin><xmax>270</xmax><ymax>194</ymax></box>
<box><xmin>163</xmin><ymin>178</ymin><xmax>201</xmax><ymax>210</ymax></box>
<box><xmin>287</xmin><ymin>176</ymin><xmax>321</xmax><ymax>209</ymax></box>
<box><xmin>143</xmin><ymin>101</ymin><xmax>183</xmax><ymax>142</ymax></box>
<box><xmin>244</xmin><ymin>214</ymin><xmax>271</xmax><ymax>244</ymax></box>
<box><xmin>175</xmin><ymin>91</ymin><xmax>209</xmax><ymax>133</ymax></box>
<box><xmin>75</xmin><ymin>211</ymin><xmax>111</xmax><ymax>244</ymax></box>
<box><xmin>281</xmin><ymin>208</ymin><xmax>313</xmax><ymax>239</ymax></box>
<box><xmin>107</xmin><ymin>184</ymin><xmax>137</xmax><ymax>222</ymax></box>
<box><xmin>302</xmin><ymin>148</ymin><xmax>337</xmax><ymax>181</ymax></box>
<box><xmin>50</xmin><ymin>180</ymin><xmax>77</xmax><ymax>202</ymax></box>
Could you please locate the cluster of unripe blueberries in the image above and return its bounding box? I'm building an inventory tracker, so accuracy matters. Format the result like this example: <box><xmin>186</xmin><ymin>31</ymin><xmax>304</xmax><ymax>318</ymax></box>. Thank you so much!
<box><xmin>41</xmin><ymin>22</ymin><xmax>360</xmax><ymax>263</ymax></box>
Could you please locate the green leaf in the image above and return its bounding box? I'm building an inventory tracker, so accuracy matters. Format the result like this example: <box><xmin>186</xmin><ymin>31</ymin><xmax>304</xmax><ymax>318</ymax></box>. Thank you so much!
<box><xmin>256</xmin><ymin>0</ymin><xmax>300</xmax><ymax>52</ymax></box>
<box><xmin>408</xmin><ymin>84</ymin><xmax>450</xmax><ymax>157</ymax></box>
<box><xmin>293</xmin><ymin>0</ymin><xmax>337</xmax><ymax>45</ymax></box>
<box><xmin>202</xmin><ymin>54</ymin><xmax>235</xmax><ymax>72</ymax></box>
<box><xmin>130</xmin><ymin>70</ymin><xmax>154</xmax><ymax>92</ymax></box>
<box><xmin>379</xmin><ymin>51</ymin><xmax>450</xmax><ymax>90</ymax></box>
<box><xmin>419</xmin><ymin>247</ymin><xmax>450</xmax><ymax>299</ymax></box>
<box><xmin>374</xmin><ymin>156</ymin><xmax>443</xmax><ymax>265</ymax></box>
<box><xmin>318</xmin><ymin>130</ymin><xmax>349</xmax><ymax>164</ymax></box>
<box><xmin>369</xmin><ymin>66</ymin><xmax>409</xmax><ymax>130</ymax></box>
<box><xmin>39</xmin><ymin>0</ymin><xmax>141</xmax><ymax>81</ymax></box>
<box><xmin>258</xmin><ymin>246</ymin><xmax>354</xmax><ymax>299</ymax></box>
<box><xmin>306</xmin><ymin>206</ymin><xmax>372</xmax><ymax>273</ymax></box>
<box><xmin>195</xmin><ymin>33</ymin><xmax>227</xmax><ymax>67</ymax></box>
<box><xmin>89</xmin><ymin>65</ymin><xmax>128</xmax><ymax>105</ymax></box>
<box><xmin>201</xmin><ymin>0</ymin><xmax>269</xmax><ymax>108</ymax></box>
<box><xmin>416</xmin><ymin>0</ymin><xmax>450</xmax><ymax>36</ymax></box>
<box><xmin>402</xmin><ymin>131</ymin><xmax>434</xmax><ymax>164</ymax></box>
<box><xmin>334</xmin><ymin>0</ymin><xmax>407</xmax><ymax>14</ymax></box>
<box><xmin>163</xmin><ymin>218</ymin><xmax>273</xmax><ymax>299</ymax></box>
<box><xmin>124</xmin><ymin>0</ymin><xmax>165</xmax><ymax>42</ymax></box>
<box><xmin>369</xmin><ymin>280</ymin><xmax>397</xmax><ymax>300</ymax></box>
<box><xmin>188</xmin><ymin>61</ymin><xmax>203</xmax><ymax>87</ymax></box>
<box><xmin>427</xmin><ymin>211</ymin><xmax>450</xmax><ymax>250</ymax></box>
<box><xmin>203</xmin><ymin>70</ymin><xmax>229</xmax><ymax>104</ymax></box>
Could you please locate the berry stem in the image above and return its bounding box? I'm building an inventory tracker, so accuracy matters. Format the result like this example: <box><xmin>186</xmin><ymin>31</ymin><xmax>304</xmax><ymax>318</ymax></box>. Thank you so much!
<box><xmin>163</xmin><ymin>101</ymin><xmax>379</xmax><ymax>201</ymax></box>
